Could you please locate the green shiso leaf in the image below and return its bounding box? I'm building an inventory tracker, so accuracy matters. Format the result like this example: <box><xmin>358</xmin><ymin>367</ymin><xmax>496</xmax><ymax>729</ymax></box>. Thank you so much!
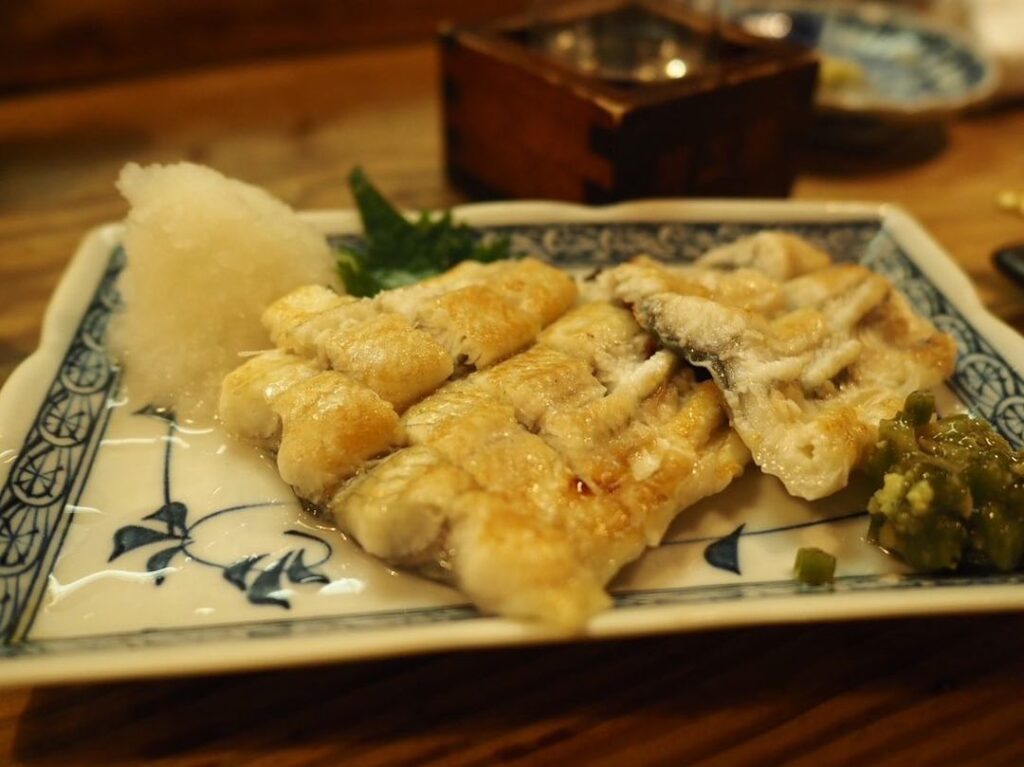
<box><xmin>335</xmin><ymin>167</ymin><xmax>512</xmax><ymax>296</ymax></box>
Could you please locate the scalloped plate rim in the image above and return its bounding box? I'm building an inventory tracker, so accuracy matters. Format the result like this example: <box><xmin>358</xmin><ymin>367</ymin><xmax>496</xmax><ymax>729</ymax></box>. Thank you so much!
<box><xmin>2</xmin><ymin>198</ymin><xmax>1024</xmax><ymax>688</ymax></box>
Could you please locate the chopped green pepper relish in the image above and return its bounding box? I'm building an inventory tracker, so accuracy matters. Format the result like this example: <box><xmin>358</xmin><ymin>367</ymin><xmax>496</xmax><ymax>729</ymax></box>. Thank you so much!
<box><xmin>865</xmin><ymin>391</ymin><xmax>1024</xmax><ymax>572</ymax></box>
<box><xmin>794</xmin><ymin>547</ymin><xmax>836</xmax><ymax>585</ymax></box>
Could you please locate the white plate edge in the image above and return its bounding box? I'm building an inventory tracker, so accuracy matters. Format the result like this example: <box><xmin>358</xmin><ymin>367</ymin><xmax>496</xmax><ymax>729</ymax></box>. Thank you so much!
<box><xmin>0</xmin><ymin>224</ymin><xmax>122</xmax><ymax>460</ymax></box>
<box><xmin>2</xmin><ymin>581</ymin><xmax>1023</xmax><ymax>688</ymax></box>
<box><xmin>2</xmin><ymin>198</ymin><xmax>1022</xmax><ymax>685</ymax></box>
<box><xmin>878</xmin><ymin>203</ymin><xmax>1024</xmax><ymax>363</ymax></box>
<box><xmin>303</xmin><ymin>198</ymin><xmax>891</xmax><ymax>230</ymax></box>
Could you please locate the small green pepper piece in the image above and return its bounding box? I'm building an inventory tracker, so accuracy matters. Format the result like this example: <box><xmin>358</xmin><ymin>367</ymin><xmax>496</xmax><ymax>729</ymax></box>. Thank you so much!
<box><xmin>794</xmin><ymin>547</ymin><xmax>837</xmax><ymax>586</ymax></box>
<box><xmin>902</xmin><ymin>390</ymin><xmax>935</xmax><ymax>426</ymax></box>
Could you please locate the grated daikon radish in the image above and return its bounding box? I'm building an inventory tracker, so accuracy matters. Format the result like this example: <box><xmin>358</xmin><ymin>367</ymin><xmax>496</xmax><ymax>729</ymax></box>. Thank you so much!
<box><xmin>108</xmin><ymin>162</ymin><xmax>340</xmax><ymax>422</ymax></box>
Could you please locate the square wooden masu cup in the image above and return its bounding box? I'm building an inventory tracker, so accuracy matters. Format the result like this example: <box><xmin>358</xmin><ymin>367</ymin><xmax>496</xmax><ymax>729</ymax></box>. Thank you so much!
<box><xmin>441</xmin><ymin>0</ymin><xmax>819</xmax><ymax>203</ymax></box>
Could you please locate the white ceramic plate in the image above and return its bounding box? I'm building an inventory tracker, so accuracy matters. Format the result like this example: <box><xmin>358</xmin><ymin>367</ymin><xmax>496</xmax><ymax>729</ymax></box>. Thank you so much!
<box><xmin>3</xmin><ymin>200</ymin><xmax>1024</xmax><ymax>688</ymax></box>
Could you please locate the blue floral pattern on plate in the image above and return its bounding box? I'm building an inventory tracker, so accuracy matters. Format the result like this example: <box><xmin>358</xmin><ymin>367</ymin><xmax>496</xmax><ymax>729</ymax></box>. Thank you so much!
<box><xmin>2</xmin><ymin>214</ymin><xmax>1023</xmax><ymax>662</ymax></box>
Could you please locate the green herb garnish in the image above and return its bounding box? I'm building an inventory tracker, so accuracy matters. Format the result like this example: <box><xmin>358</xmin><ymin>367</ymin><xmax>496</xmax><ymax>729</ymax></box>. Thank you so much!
<box><xmin>336</xmin><ymin>167</ymin><xmax>511</xmax><ymax>296</ymax></box>
<box><xmin>865</xmin><ymin>391</ymin><xmax>1024</xmax><ymax>573</ymax></box>
<box><xmin>794</xmin><ymin>547</ymin><xmax>836</xmax><ymax>586</ymax></box>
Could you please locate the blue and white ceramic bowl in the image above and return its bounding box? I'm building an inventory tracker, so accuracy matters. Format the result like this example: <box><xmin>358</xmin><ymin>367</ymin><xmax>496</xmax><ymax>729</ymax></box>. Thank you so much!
<box><xmin>733</xmin><ymin>2</ymin><xmax>998</xmax><ymax>119</ymax></box>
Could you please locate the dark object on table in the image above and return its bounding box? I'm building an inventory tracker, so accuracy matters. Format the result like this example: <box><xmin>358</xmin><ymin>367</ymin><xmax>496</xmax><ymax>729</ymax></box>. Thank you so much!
<box><xmin>800</xmin><ymin>115</ymin><xmax>948</xmax><ymax>173</ymax></box>
<box><xmin>994</xmin><ymin>241</ymin><xmax>1024</xmax><ymax>289</ymax></box>
<box><xmin>440</xmin><ymin>0</ymin><xmax>818</xmax><ymax>203</ymax></box>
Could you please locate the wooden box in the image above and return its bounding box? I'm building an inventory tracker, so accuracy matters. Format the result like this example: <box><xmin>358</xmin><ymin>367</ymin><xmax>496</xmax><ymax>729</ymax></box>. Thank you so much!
<box><xmin>440</xmin><ymin>0</ymin><xmax>819</xmax><ymax>202</ymax></box>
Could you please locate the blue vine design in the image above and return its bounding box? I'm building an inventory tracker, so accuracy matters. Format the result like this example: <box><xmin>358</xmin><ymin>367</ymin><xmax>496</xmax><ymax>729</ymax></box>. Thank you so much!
<box><xmin>4</xmin><ymin>219</ymin><xmax>1024</xmax><ymax>652</ymax></box>
<box><xmin>687</xmin><ymin>511</ymin><xmax>871</xmax><ymax>576</ymax></box>
<box><xmin>703</xmin><ymin>524</ymin><xmax>745</xmax><ymax>575</ymax></box>
<box><xmin>107</xmin><ymin>406</ymin><xmax>331</xmax><ymax>609</ymax></box>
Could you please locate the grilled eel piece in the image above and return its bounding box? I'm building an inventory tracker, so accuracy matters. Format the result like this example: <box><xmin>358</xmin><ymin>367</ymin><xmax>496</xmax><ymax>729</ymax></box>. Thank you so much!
<box><xmin>260</xmin><ymin>257</ymin><xmax>577</xmax><ymax>410</ymax></box>
<box><xmin>221</xmin><ymin>257</ymin><xmax>577</xmax><ymax>502</ymax></box>
<box><xmin>221</xmin><ymin>295</ymin><xmax>748</xmax><ymax>628</ymax></box>
<box><xmin>600</xmin><ymin>231</ymin><xmax>957</xmax><ymax>501</ymax></box>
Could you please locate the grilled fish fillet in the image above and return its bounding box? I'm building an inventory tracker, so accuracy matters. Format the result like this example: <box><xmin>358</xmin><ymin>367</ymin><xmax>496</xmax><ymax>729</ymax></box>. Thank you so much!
<box><xmin>602</xmin><ymin>232</ymin><xmax>957</xmax><ymax>500</ymax></box>
<box><xmin>343</xmin><ymin>304</ymin><xmax>748</xmax><ymax>626</ymax></box>
<box><xmin>263</xmin><ymin>258</ymin><xmax>577</xmax><ymax>404</ymax></box>
<box><xmin>221</xmin><ymin>291</ymin><xmax>749</xmax><ymax>627</ymax></box>
<box><xmin>221</xmin><ymin>258</ymin><xmax>577</xmax><ymax>501</ymax></box>
<box><xmin>220</xmin><ymin>354</ymin><xmax>403</xmax><ymax>504</ymax></box>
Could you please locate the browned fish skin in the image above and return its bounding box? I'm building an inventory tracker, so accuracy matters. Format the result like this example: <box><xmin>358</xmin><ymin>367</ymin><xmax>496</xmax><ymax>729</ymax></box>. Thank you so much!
<box><xmin>218</xmin><ymin>350</ymin><xmax>320</xmax><ymax>448</ymax></box>
<box><xmin>221</xmin><ymin>278</ymin><xmax>749</xmax><ymax>628</ymax></box>
<box><xmin>262</xmin><ymin>286</ymin><xmax>375</xmax><ymax>358</ymax></box>
<box><xmin>611</xmin><ymin>232</ymin><xmax>957</xmax><ymax>500</ymax></box>
<box><xmin>221</xmin><ymin>257</ymin><xmax>578</xmax><ymax>500</ymax></box>
<box><xmin>320</xmin><ymin>313</ymin><xmax>453</xmax><ymax>410</ymax></box>
<box><xmin>271</xmin><ymin>371</ymin><xmax>400</xmax><ymax>504</ymax></box>
<box><xmin>331</xmin><ymin>446</ymin><xmax>474</xmax><ymax>566</ymax></box>
<box><xmin>260</xmin><ymin>258</ymin><xmax>576</xmax><ymax>409</ymax></box>
<box><xmin>415</xmin><ymin>284</ymin><xmax>538</xmax><ymax>368</ymax></box>
<box><xmin>353</xmin><ymin>304</ymin><xmax>748</xmax><ymax>626</ymax></box>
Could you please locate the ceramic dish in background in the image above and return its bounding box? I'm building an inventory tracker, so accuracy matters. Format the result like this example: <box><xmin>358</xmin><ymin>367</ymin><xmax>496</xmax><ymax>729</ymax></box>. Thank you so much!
<box><xmin>731</xmin><ymin>2</ymin><xmax>999</xmax><ymax>120</ymax></box>
<box><xmin>2</xmin><ymin>200</ymin><xmax>1024</xmax><ymax>688</ymax></box>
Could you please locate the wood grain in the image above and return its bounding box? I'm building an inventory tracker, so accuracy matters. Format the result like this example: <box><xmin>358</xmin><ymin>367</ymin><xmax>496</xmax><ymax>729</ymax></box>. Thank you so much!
<box><xmin>3</xmin><ymin>617</ymin><xmax>1024</xmax><ymax>766</ymax></box>
<box><xmin>2</xmin><ymin>42</ymin><xmax>1024</xmax><ymax>766</ymax></box>
<box><xmin>0</xmin><ymin>0</ymin><xmax>532</xmax><ymax>94</ymax></box>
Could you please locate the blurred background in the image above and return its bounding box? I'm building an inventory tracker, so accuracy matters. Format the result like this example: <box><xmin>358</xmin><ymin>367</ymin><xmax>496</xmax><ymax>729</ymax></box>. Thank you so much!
<box><xmin>0</xmin><ymin>1</ymin><xmax>542</xmax><ymax>93</ymax></box>
<box><xmin>0</xmin><ymin>0</ymin><xmax>999</xmax><ymax>94</ymax></box>
<box><xmin>1</xmin><ymin>0</ymin><xmax>1022</xmax><ymax>383</ymax></box>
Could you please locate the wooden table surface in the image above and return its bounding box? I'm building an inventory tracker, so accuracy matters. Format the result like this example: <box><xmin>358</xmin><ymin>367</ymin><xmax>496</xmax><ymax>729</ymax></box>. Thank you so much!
<box><xmin>3</xmin><ymin>43</ymin><xmax>1024</xmax><ymax>766</ymax></box>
